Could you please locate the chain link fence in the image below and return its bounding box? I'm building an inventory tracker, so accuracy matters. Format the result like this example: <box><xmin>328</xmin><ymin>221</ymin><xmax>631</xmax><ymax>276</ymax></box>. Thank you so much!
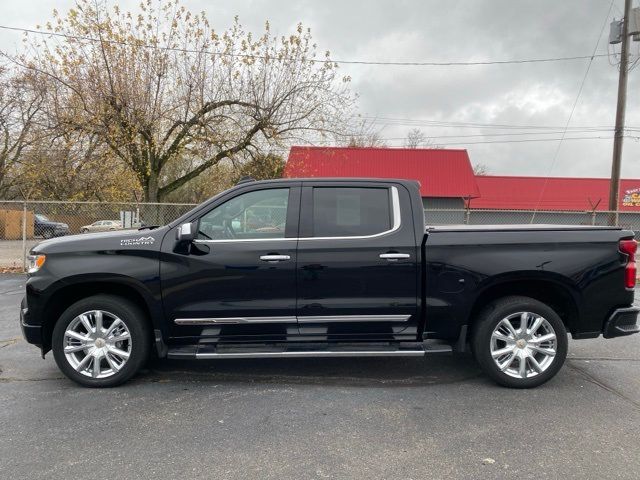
<box><xmin>0</xmin><ymin>200</ymin><xmax>196</xmax><ymax>269</ymax></box>
<box><xmin>1</xmin><ymin>201</ymin><xmax>639</xmax><ymax>270</ymax></box>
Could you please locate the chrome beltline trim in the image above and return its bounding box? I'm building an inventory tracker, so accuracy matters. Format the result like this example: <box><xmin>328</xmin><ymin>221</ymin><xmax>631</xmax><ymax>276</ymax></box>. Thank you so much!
<box><xmin>175</xmin><ymin>314</ymin><xmax>411</xmax><ymax>325</ymax></box>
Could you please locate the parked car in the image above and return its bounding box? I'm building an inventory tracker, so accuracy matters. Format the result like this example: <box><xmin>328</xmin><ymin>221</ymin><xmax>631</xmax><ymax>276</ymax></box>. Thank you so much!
<box><xmin>19</xmin><ymin>178</ymin><xmax>639</xmax><ymax>388</ymax></box>
<box><xmin>33</xmin><ymin>214</ymin><xmax>69</xmax><ymax>239</ymax></box>
<box><xmin>80</xmin><ymin>220</ymin><xmax>122</xmax><ymax>233</ymax></box>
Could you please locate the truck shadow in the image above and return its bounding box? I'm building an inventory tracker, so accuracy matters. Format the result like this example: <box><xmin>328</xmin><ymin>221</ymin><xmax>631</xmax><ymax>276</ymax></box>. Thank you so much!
<box><xmin>142</xmin><ymin>354</ymin><xmax>484</xmax><ymax>387</ymax></box>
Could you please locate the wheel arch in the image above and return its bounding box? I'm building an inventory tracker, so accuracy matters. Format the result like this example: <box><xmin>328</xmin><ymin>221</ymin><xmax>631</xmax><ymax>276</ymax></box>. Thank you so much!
<box><xmin>468</xmin><ymin>275</ymin><xmax>580</xmax><ymax>335</ymax></box>
<box><xmin>40</xmin><ymin>278</ymin><xmax>161</xmax><ymax>354</ymax></box>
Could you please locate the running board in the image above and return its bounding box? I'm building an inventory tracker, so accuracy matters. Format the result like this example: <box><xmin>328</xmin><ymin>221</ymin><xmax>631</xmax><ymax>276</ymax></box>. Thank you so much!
<box><xmin>167</xmin><ymin>341</ymin><xmax>452</xmax><ymax>360</ymax></box>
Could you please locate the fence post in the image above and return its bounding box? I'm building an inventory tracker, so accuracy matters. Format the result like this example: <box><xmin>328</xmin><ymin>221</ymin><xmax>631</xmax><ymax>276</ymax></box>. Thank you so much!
<box><xmin>22</xmin><ymin>201</ymin><xmax>27</xmax><ymax>272</ymax></box>
<box><xmin>464</xmin><ymin>209</ymin><xmax>471</xmax><ymax>225</ymax></box>
<box><xmin>591</xmin><ymin>211</ymin><xmax>596</xmax><ymax>226</ymax></box>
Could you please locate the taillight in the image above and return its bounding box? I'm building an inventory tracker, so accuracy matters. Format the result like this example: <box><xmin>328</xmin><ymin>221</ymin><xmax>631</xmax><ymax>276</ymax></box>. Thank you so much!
<box><xmin>619</xmin><ymin>239</ymin><xmax>637</xmax><ymax>288</ymax></box>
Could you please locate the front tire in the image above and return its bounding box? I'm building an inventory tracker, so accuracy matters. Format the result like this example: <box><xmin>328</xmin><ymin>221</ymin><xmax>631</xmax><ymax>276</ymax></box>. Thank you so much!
<box><xmin>471</xmin><ymin>296</ymin><xmax>568</xmax><ymax>388</ymax></box>
<box><xmin>42</xmin><ymin>228</ymin><xmax>53</xmax><ymax>239</ymax></box>
<box><xmin>52</xmin><ymin>295</ymin><xmax>151</xmax><ymax>387</ymax></box>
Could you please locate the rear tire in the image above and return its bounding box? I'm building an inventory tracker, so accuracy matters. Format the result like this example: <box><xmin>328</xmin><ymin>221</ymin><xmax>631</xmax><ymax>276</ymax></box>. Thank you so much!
<box><xmin>42</xmin><ymin>229</ymin><xmax>53</xmax><ymax>239</ymax></box>
<box><xmin>471</xmin><ymin>296</ymin><xmax>568</xmax><ymax>388</ymax></box>
<box><xmin>52</xmin><ymin>295</ymin><xmax>151</xmax><ymax>387</ymax></box>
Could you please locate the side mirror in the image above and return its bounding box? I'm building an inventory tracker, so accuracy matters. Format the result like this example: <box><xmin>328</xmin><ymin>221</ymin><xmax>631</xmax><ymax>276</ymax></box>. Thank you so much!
<box><xmin>176</xmin><ymin>221</ymin><xmax>197</xmax><ymax>242</ymax></box>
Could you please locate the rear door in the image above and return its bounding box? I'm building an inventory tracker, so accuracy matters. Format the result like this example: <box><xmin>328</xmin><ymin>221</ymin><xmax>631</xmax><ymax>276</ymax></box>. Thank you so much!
<box><xmin>296</xmin><ymin>181</ymin><xmax>419</xmax><ymax>341</ymax></box>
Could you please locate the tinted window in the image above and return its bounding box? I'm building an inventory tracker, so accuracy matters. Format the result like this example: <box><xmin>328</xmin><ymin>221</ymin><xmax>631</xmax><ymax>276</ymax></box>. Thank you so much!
<box><xmin>198</xmin><ymin>188</ymin><xmax>289</xmax><ymax>240</ymax></box>
<box><xmin>312</xmin><ymin>187</ymin><xmax>392</xmax><ymax>237</ymax></box>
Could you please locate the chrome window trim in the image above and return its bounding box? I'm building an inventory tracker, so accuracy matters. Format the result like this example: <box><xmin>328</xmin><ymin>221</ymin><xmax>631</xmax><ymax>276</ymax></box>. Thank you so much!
<box><xmin>193</xmin><ymin>237</ymin><xmax>296</xmax><ymax>244</ymax></box>
<box><xmin>191</xmin><ymin>186</ymin><xmax>401</xmax><ymax>244</ymax></box>
<box><xmin>175</xmin><ymin>314</ymin><xmax>411</xmax><ymax>325</ymax></box>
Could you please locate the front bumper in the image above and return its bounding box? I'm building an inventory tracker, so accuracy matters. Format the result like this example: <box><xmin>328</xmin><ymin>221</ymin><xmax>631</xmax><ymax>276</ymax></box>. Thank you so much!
<box><xmin>19</xmin><ymin>297</ymin><xmax>42</xmax><ymax>346</ymax></box>
<box><xmin>603</xmin><ymin>306</ymin><xmax>640</xmax><ymax>338</ymax></box>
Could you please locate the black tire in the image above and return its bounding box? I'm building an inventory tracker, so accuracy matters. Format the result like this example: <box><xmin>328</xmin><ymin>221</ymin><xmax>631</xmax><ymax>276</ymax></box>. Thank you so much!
<box><xmin>52</xmin><ymin>295</ymin><xmax>151</xmax><ymax>387</ymax></box>
<box><xmin>471</xmin><ymin>296</ymin><xmax>568</xmax><ymax>388</ymax></box>
<box><xmin>42</xmin><ymin>228</ymin><xmax>53</xmax><ymax>239</ymax></box>
<box><xmin>81</xmin><ymin>228</ymin><xmax>88</xmax><ymax>233</ymax></box>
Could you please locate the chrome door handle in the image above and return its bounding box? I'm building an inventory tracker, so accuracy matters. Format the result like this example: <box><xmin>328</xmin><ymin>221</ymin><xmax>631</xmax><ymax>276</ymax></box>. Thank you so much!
<box><xmin>260</xmin><ymin>255</ymin><xmax>291</xmax><ymax>262</ymax></box>
<box><xmin>379</xmin><ymin>253</ymin><xmax>410</xmax><ymax>261</ymax></box>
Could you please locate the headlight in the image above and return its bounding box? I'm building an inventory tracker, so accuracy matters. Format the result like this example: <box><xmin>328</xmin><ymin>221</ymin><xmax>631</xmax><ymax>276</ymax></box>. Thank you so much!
<box><xmin>27</xmin><ymin>254</ymin><xmax>46</xmax><ymax>273</ymax></box>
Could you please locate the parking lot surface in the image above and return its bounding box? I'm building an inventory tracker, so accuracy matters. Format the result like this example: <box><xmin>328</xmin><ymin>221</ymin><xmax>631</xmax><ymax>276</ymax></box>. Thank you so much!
<box><xmin>1</xmin><ymin>274</ymin><xmax>639</xmax><ymax>479</ymax></box>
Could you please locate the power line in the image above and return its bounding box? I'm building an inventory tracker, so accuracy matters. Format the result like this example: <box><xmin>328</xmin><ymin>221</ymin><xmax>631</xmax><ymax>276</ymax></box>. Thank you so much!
<box><xmin>262</xmin><ymin>135</ymin><xmax>623</xmax><ymax>154</ymax></box>
<box><xmin>531</xmin><ymin>0</ymin><xmax>616</xmax><ymax>221</ymax></box>
<box><xmin>0</xmin><ymin>24</ymin><xmax>612</xmax><ymax>67</ymax></box>
<box><xmin>421</xmin><ymin>136</ymin><xmax>614</xmax><ymax>146</ymax></box>
<box><xmin>355</xmin><ymin>115</ymin><xmax>632</xmax><ymax>130</ymax></box>
<box><xmin>347</xmin><ymin>128</ymin><xmax>614</xmax><ymax>141</ymax></box>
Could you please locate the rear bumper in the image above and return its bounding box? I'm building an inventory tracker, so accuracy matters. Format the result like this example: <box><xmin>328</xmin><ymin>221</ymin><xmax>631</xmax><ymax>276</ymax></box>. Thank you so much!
<box><xmin>19</xmin><ymin>297</ymin><xmax>42</xmax><ymax>346</ymax></box>
<box><xmin>603</xmin><ymin>306</ymin><xmax>640</xmax><ymax>338</ymax></box>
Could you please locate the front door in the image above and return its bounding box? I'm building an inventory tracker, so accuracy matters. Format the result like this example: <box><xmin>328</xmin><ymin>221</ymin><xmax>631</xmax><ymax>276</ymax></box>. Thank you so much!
<box><xmin>161</xmin><ymin>184</ymin><xmax>300</xmax><ymax>341</ymax></box>
<box><xmin>296</xmin><ymin>181</ymin><xmax>419</xmax><ymax>341</ymax></box>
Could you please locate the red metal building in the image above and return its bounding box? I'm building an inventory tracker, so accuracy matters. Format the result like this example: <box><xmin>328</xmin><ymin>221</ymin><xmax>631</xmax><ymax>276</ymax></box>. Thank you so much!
<box><xmin>284</xmin><ymin>146</ymin><xmax>640</xmax><ymax>212</ymax></box>
<box><xmin>285</xmin><ymin>146</ymin><xmax>479</xmax><ymax>209</ymax></box>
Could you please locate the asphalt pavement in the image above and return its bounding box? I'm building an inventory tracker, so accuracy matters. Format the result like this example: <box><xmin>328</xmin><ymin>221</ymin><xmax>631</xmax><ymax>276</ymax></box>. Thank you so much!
<box><xmin>1</xmin><ymin>274</ymin><xmax>639</xmax><ymax>479</ymax></box>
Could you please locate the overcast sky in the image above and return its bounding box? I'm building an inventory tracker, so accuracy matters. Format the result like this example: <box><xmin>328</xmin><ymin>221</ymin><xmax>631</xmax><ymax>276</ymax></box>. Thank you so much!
<box><xmin>1</xmin><ymin>0</ymin><xmax>639</xmax><ymax>178</ymax></box>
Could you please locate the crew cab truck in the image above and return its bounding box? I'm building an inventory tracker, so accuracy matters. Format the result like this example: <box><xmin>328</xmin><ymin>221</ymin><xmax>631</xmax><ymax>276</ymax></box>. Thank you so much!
<box><xmin>19</xmin><ymin>178</ymin><xmax>640</xmax><ymax>388</ymax></box>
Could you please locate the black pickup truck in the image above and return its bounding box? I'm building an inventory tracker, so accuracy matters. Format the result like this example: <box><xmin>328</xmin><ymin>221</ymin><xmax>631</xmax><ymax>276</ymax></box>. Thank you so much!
<box><xmin>19</xmin><ymin>178</ymin><xmax>640</xmax><ymax>388</ymax></box>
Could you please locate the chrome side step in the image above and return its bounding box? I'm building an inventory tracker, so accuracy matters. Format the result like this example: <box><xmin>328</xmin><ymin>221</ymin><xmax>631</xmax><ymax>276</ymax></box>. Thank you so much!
<box><xmin>167</xmin><ymin>340</ymin><xmax>452</xmax><ymax>360</ymax></box>
<box><xmin>193</xmin><ymin>350</ymin><xmax>426</xmax><ymax>359</ymax></box>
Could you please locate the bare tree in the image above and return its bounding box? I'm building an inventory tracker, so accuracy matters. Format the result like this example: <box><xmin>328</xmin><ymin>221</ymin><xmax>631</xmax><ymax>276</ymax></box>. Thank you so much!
<box><xmin>344</xmin><ymin>119</ymin><xmax>387</xmax><ymax>147</ymax></box>
<box><xmin>18</xmin><ymin>131</ymin><xmax>139</xmax><ymax>201</ymax></box>
<box><xmin>405</xmin><ymin>128</ymin><xmax>426</xmax><ymax>148</ymax></box>
<box><xmin>473</xmin><ymin>163</ymin><xmax>489</xmax><ymax>175</ymax></box>
<box><xmin>0</xmin><ymin>67</ymin><xmax>45</xmax><ymax>197</ymax></box>
<box><xmin>404</xmin><ymin>128</ymin><xmax>439</xmax><ymax>149</ymax></box>
<box><xmin>15</xmin><ymin>1</ymin><xmax>353</xmax><ymax>201</ymax></box>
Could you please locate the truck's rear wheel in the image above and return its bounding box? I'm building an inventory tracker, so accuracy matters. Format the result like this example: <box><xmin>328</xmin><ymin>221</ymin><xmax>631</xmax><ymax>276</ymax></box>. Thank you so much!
<box><xmin>52</xmin><ymin>295</ymin><xmax>150</xmax><ymax>387</ymax></box>
<box><xmin>471</xmin><ymin>296</ymin><xmax>568</xmax><ymax>388</ymax></box>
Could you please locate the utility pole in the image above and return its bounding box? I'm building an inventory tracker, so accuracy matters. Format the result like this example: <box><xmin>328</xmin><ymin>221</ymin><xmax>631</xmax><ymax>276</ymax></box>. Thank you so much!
<box><xmin>608</xmin><ymin>0</ymin><xmax>633</xmax><ymax>225</ymax></box>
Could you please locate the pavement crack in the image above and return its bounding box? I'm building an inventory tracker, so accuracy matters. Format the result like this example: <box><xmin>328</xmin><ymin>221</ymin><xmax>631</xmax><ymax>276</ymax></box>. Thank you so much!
<box><xmin>568</xmin><ymin>360</ymin><xmax>640</xmax><ymax>411</ymax></box>
<box><xmin>0</xmin><ymin>337</ymin><xmax>20</xmax><ymax>348</ymax></box>
<box><xmin>568</xmin><ymin>356</ymin><xmax>640</xmax><ymax>362</ymax></box>
<box><xmin>0</xmin><ymin>376</ymin><xmax>65</xmax><ymax>383</ymax></box>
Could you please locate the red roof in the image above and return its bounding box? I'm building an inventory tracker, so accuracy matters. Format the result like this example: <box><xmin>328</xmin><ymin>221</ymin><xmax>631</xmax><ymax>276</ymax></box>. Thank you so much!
<box><xmin>474</xmin><ymin>176</ymin><xmax>640</xmax><ymax>211</ymax></box>
<box><xmin>285</xmin><ymin>146</ymin><xmax>480</xmax><ymax>198</ymax></box>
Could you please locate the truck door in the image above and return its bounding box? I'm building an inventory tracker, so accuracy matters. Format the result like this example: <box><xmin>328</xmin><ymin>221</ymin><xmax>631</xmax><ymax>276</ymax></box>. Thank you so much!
<box><xmin>296</xmin><ymin>181</ymin><xmax>419</xmax><ymax>341</ymax></box>
<box><xmin>161</xmin><ymin>183</ymin><xmax>301</xmax><ymax>341</ymax></box>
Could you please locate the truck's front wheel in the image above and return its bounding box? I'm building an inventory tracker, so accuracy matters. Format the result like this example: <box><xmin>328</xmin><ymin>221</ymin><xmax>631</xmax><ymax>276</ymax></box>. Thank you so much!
<box><xmin>52</xmin><ymin>295</ymin><xmax>151</xmax><ymax>387</ymax></box>
<box><xmin>471</xmin><ymin>296</ymin><xmax>568</xmax><ymax>388</ymax></box>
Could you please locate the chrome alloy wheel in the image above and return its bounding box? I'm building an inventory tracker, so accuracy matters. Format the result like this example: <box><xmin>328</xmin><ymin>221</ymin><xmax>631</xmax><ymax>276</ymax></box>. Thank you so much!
<box><xmin>63</xmin><ymin>310</ymin><xmax>132</xmax><ymax>379</ymax></box>
<box><xmin>490</xmin><ymin>311</ymin><xmax>557</xmax><ymax>379</ymax></box>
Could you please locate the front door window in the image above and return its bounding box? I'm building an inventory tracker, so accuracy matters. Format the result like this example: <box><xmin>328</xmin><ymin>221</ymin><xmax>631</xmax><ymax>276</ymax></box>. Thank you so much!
<box><xmin>198</xmin><ymin>188</ymin><xmax>289</xmax><ymax>240</ymax></box>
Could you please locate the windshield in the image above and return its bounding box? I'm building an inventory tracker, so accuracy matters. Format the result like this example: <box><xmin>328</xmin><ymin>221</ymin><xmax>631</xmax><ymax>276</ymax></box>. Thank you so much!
<box><xmin>35</xmin><ymin>214</ymin><xmax>49</xmax><ymax>221</ymax></box>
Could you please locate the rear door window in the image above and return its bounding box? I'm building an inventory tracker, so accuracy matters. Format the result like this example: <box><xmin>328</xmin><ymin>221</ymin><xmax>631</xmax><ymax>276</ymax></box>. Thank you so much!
<box><xmin>312</xmin><ymin>187</ymin><xmax>392</xmax><ymax>237</ymax></box>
